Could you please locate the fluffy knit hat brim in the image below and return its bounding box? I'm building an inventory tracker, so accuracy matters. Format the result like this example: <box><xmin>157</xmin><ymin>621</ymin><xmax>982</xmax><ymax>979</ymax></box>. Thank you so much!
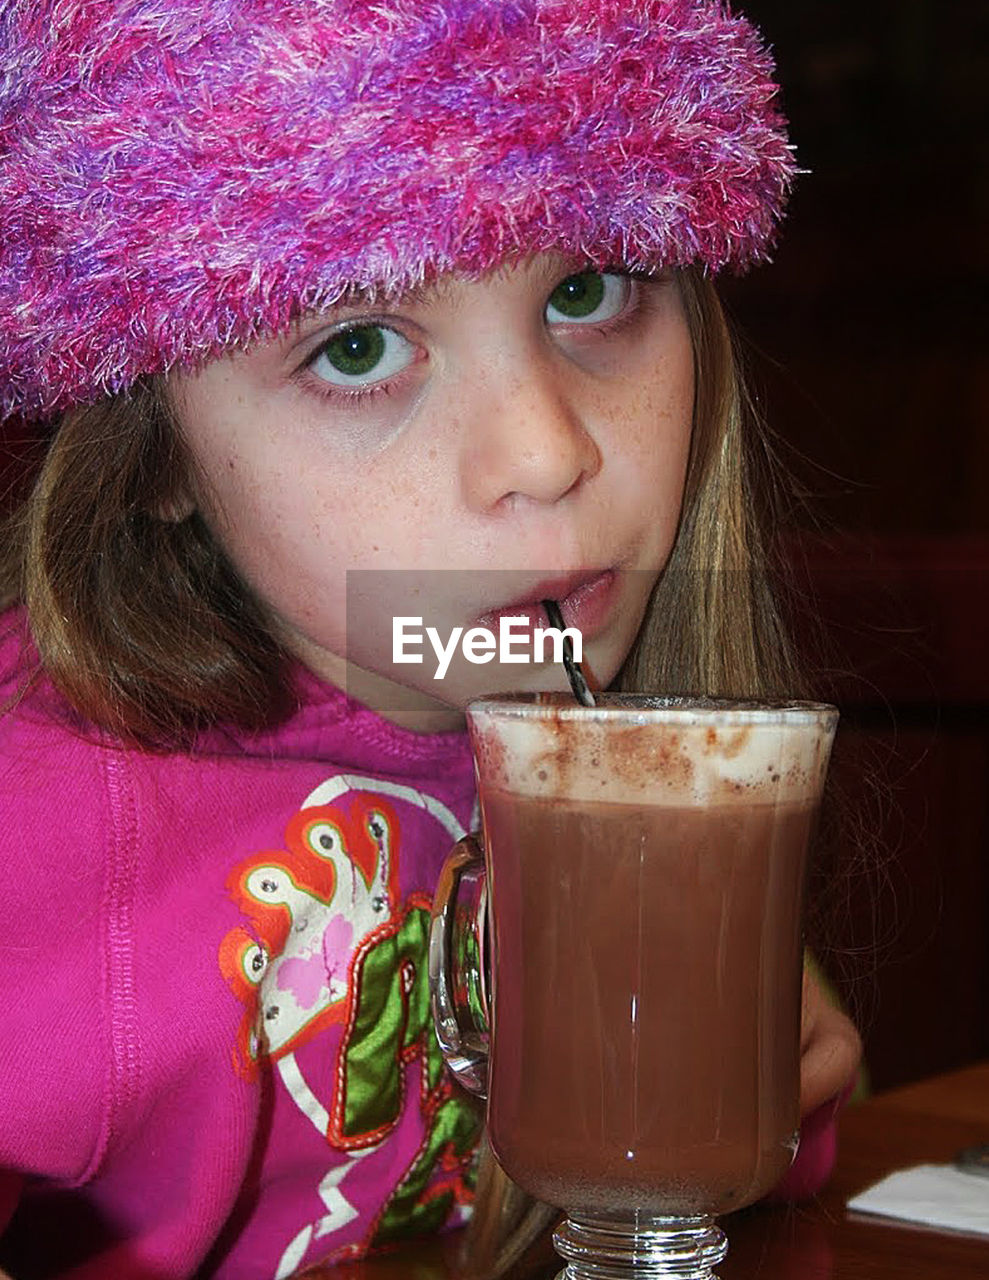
<box><xmin>0</xmin><ymin>0</ymin><xmax>795</xmax><ymax>421</ymax></box>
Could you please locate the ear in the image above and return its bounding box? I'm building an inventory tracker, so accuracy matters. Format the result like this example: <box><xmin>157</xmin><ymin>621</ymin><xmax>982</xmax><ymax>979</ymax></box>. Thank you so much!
<box><xmin>156</xmin><ymin>488</ymin><xmax>196</xmax><ymax>522</ymax></box>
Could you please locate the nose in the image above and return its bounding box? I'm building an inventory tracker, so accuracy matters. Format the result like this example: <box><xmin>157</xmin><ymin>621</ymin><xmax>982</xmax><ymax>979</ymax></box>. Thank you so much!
<box><xmin>459</xmin><ymin>355</ymin><xmax>602</xmax><ymax>510</ymax></box>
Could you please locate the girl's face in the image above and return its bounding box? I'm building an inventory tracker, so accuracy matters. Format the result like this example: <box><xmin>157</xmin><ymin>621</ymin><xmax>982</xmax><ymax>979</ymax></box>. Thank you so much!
<box><xmin>169</xmin><ymin>252</ymin><xmax>694</xmax><ymax>729</ymax></box>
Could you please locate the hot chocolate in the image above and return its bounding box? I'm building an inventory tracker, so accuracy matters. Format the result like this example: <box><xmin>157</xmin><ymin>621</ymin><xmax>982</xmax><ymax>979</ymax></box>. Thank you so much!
<box><xmin>467</xmin><ymin>694</ymin><xmax>835</xmax><ymax>1216</ymax></box>
<box><xmin>483</xmin><ymin>790</ymin><xmax>813</xmax><ymax>1214</ymax></box>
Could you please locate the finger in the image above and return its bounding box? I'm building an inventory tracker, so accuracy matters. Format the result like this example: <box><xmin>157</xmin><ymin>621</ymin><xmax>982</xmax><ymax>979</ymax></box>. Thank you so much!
<box><xmin>800</xmin><ymin>969</ymin><xmax>818</xmax><ymax>1051</ymax></box>
<box><xmin>800</xmin><ymin>1012</ymin><xmax>862</xmax><ymax>1116</ymax></box>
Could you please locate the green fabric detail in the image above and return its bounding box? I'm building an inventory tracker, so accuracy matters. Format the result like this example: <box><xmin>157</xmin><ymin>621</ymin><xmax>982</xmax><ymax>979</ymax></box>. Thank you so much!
<box><xmin>341</xmin><ymin>906</ymin><xmax>427</xmax><ymax>1137</ymax></box>
<box><xmin>459</xmin><ymin>916</ymin><xmax>489</xmax><ymax>1037</ymax></box>
<box><xmin>378</xmin><ymin>1189</ymin><xmax>456</xmax><ymax>1244</ymax></box>
<box><xmin>338</xmin><ymin>901</ymin><xmax>482</xmax><ymax>1242</ymax></box>
<box><xmin>336</xmin><ymin>900</ymin><xmax>482</xmax><ymax>1240</ymax></box>
<box><xmin>341</xmin><ymin>905</ymin><xmax>446</xmax><ymax>1138</ymax></box>
<box><xmin>374</xmin><ymin>1091</ymin><xmax>482</xmax><ymax>1243</ymax></box>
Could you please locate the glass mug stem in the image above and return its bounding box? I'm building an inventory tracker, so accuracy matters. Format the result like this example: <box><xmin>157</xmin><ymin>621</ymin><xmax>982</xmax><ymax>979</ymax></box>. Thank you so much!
<box><xmin>553</xmin><ymin>1213</ymin><xmax>727</xmax><ymax>1279</ymax></box>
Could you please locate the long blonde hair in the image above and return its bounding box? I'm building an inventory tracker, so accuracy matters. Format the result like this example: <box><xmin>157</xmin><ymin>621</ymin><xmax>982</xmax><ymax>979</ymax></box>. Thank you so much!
<box><xmin>1</xmin><ymin>270</ymin><xmax>804</xmax><ymax>1277</ymax></box>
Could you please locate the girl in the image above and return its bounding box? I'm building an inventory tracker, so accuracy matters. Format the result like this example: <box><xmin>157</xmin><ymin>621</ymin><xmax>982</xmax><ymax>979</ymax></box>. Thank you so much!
<box><xmin>0</xmin><ymin>2</ymin><xmax>861</xmax><ymax>1278</ymax></box>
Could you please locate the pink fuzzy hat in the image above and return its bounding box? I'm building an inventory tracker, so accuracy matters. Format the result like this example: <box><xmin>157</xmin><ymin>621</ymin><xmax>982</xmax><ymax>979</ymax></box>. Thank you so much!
<box><xmin>0</xmin><ymin>0</ymin><xmax>795</xmax><ymax>421</ymax></box>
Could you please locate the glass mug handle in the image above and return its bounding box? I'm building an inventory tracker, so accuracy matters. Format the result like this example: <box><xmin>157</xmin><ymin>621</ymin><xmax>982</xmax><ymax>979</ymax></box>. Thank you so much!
<box><xmin>429</xmin><ymin>833</ymin><xmax>490</xmax><ymax>1099</ymax></box>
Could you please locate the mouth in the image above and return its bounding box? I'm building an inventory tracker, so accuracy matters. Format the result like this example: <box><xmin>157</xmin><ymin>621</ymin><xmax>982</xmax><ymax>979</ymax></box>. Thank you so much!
<box><xmin>474</xmin><ymin>569</ymin><xmax>618</xmax><ymax>640</ymax></box>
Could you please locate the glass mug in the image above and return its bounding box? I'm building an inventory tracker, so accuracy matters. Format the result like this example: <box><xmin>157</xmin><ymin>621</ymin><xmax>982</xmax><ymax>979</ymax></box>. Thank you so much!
<box><xmin>430</xmin><ymin>693</ymin><xmax>838</xmax><ymax>1279</ymax></box>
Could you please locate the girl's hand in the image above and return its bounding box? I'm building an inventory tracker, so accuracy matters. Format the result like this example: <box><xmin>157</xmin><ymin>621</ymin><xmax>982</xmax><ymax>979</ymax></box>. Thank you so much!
<box><xmin>800</xmin><ymin>963</ymin><xmax>862</xmax><ymax>1116</ymax></box>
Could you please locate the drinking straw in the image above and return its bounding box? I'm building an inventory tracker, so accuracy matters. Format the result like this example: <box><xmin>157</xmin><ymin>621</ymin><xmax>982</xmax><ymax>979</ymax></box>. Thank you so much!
<box><xmin>542</xmin><ymin>599</ymin><xmax>596</xmax><ymax>707</ymax></box>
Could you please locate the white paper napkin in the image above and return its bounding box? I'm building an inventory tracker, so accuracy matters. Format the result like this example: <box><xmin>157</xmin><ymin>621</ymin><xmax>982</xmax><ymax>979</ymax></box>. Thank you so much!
<box><xmin>847</xmin><ymin>1164</ymin><xmax>989</xmax><ymax>1237</ymax></box>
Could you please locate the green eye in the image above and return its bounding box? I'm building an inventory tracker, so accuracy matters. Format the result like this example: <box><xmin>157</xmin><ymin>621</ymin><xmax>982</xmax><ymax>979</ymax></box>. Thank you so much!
<box><xmin>309</xmin><ymin>323</ymin><xmax>416</xmax><ymax>389</ymax></box>
<box><xmin>323</xmin><ymin>326</ymin><xmax>386</xmax><ymax>376</ymax></box>
<box><xmin>545</xmin><ymin>271</ymin><xmax>629</xmax><ymax>326</ymax></box>
<box><xmin>548</xmin><ymin>271</ymin><xmax>605</xmax><ymax>319</ymax></box>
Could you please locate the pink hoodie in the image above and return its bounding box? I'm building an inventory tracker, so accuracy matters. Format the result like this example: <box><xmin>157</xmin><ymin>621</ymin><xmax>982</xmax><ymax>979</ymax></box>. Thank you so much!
<box><xmin>0</xmin><ymin>614</ymin><xmax>839</xmax><ymax>1279</ymax></box>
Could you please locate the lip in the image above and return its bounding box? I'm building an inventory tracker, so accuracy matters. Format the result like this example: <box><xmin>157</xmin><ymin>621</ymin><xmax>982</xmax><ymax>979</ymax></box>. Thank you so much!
<box><xmin>475</xmin><ymin>569</ymin><xmax>618</xmax><ymax>641</ymax></box>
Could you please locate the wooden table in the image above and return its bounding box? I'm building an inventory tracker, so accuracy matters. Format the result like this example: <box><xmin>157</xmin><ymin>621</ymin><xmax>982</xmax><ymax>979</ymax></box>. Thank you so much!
<box><xmin>721</xmin><ymin>1061</ymin><xmax>989</xmax><ymax>1278</ymax></box>
<box><xmin>304</xmin><ymin>1062</ymin><xmax>989</xmax><ymax>1279</ymax></box>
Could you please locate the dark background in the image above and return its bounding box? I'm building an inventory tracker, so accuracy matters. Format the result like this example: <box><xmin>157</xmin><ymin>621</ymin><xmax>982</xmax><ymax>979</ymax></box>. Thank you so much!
<box><xmin>724</xmin><ymin>0</ymin><xmax>988</xmax><ymax>1090</ymax></box>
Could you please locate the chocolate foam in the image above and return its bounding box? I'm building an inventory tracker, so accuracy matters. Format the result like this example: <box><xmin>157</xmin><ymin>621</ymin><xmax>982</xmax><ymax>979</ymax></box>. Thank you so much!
<box><xmin>467</xmin><ymin>694</ymin><xmax>837</xmax><ymax>807</ymax></box>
